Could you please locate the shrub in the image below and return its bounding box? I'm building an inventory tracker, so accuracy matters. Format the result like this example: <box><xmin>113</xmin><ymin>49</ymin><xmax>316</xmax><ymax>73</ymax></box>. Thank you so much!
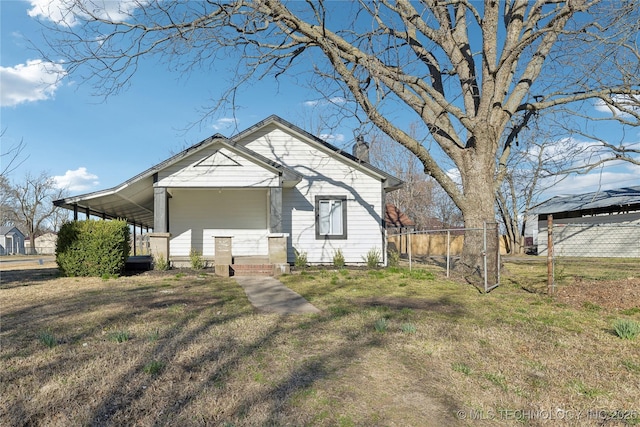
<box><xmin>388</xmin><ymin>249</ymin><xmax>400</xmax><ymax>267</ymax></box>
<box><xmin>56</xmin><ymin>220</ymin><xmax>130</xmax><ymax>277</ymax></box>
<box><xmin>333</xmin><ymin>248</ymin><xmax>345</xmax><ymax>268</ymax></box>
<box><xmin>362</xmin><ymin>248</ymin><xmax>381</xmax><ymax>268</ymax></box>
<box><xmin>153</xmin><ymin>255</ymin><xmax>169</xmax><ymax>271</ymax></box>
<box><xmin>613</xmin><ymin>319</ymin><xmax>640</xmax><ymax>340</ymax></box>
<box><xmin>294</xmin><ymin>249</ymin><xmax>308</xmax><ymax>269</ymax></box>
<box><xmin>189</xmin><ymin>248</ymin><xmax>205</xmax><ymax>270</ymax></box>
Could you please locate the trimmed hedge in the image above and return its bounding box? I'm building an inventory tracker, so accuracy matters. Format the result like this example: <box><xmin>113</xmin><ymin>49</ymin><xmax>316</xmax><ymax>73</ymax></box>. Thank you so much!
<box><xmin>56</xmin><ymin>220</ymin><xmax>131</xmax><ymax>277</ymax></box>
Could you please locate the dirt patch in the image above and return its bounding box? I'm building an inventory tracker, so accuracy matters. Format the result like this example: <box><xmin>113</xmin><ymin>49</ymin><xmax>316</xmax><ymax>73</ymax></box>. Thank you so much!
<box><xmin>555</xmin><ymin>277</ymin><xmax>640</xmax><ymax>311</ymax></box>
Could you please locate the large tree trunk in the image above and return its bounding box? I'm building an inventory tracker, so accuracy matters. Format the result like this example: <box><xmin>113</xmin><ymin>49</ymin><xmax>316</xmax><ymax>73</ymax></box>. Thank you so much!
<box><xmin>457</xmin><ymin>150</ymin><xmax>500</xmax><ymax>287</ymax></box>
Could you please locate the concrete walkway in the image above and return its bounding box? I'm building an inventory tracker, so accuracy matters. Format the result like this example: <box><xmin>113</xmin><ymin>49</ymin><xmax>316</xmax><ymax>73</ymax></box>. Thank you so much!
<box><xmin>234</xmin><ymin>276</ymin><xmax>321</xmax><ymax>314</ymax></box>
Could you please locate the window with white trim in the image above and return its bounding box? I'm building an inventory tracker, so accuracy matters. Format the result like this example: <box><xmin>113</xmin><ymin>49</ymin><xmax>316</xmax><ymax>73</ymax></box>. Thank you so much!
<box><xmin>315</xmin><ymin>196</ymin><xmax>347</xmax><ymax>239</ymax></box>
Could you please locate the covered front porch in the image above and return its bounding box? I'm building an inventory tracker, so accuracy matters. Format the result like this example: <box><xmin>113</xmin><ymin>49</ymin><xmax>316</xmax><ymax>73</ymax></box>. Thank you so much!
<box><xmin>54</xmin><ymin>136</ymin><xmax>301</xmax><ymax>276</ymax></box>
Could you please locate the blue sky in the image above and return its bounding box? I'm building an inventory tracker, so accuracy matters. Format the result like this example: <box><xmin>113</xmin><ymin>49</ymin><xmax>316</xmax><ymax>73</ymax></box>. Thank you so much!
<box><xmin>1</xmin><ymin>0</ymin><xmax>638</xmax><ymax>200</ymax></box>
<box><xmin>1</xmin><ymin>1</ymin><xmax>351</xmax><ymax>193</ymax></box>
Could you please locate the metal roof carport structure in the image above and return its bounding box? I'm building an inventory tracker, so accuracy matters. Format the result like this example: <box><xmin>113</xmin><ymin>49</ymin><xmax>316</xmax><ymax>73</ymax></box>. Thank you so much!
<box><xmin>55</xmin><ymin>174</ymin><xmax>156</xmax><ymax>229</ymax></box>
<box><xmin>532</xmin><ymin>186</ymin><xmax>640</xmax><ymax>258</ymax></box>
<box><xmin>531</xmin><ymin>186</ymin><xmax>640</xmax><ymax>219</ymax></box>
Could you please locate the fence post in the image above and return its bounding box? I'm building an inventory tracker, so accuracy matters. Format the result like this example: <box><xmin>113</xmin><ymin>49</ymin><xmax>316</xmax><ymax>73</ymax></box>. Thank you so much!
<box><xmin>547</xmin><ymin>215</ymin><xmax>554</xmax><ymax>295</ymax></box>
<box><xmin>446</xmin><ymin>230</ymin><xmax>450</xmax><ymax>278</ymax></box>
<box><xmin>408</xmin><ymin>231</ymin><xmax>412</xmax><ymax>271</ymax></box>
<box><xmin>483</xmin><ymin>222</ymin><xmax>488</xmax><ymax>292</ymax></box>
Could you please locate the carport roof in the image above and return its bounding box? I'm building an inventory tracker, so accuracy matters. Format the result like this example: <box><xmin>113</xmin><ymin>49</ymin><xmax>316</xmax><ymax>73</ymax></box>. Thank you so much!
<box><xmin>531</xmin><ymin>186</ymin><xmax>640</xmax><ymax>216</ymax></box>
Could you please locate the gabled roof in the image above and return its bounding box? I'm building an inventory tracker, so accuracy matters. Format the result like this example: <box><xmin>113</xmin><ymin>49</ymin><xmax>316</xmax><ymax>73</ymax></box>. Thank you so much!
<box><xmin>531</xmin><ymin>186</ymin><xmax>640</xmax><ymax>216</ymax></box>
<box><xmin>0</xmin><ymin>226</ymin><xmax>24</xmax><ymax>237</ymax></box>
<box><xmin>233</xmin><ymin>115</ymin><xmax>403</xmax><ymax>190</ymax></box>
<box><xmin>54</xmin><ymin>115</ymin><xmax>403</xmax><ymax>229</ymax></box>
<box><xmin>385</xmin><ymin>204</ymin><xmax>415</xmax><ymax>228</ymax></box>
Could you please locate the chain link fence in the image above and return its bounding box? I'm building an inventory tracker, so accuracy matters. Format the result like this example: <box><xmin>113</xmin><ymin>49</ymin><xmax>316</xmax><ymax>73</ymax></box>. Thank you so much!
<box><xmin>387</xmin><ymin>222</ymin><xmax>501</xmax><ymax>292</ymax></box>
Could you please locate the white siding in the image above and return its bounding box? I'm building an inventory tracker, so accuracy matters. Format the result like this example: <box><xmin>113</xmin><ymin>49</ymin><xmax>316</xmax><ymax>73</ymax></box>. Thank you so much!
<box><xmin>242</xmin><ymin>125</ymin><xmax>385</xmax><ymax>264</ymax></box>
<box><xmin>537</xmin><ymin>213</ymin><xmax>640</xmax><ymax>257</ymax></box>
<box><xmin>169</xmin><ymin>188</ymin><xmax>269</xmax><ymax>257</ymax></box>
<box><xmin>158</xmin><ymin>146</ymin><xmax>279</xmax><ymax>188</ymax></box>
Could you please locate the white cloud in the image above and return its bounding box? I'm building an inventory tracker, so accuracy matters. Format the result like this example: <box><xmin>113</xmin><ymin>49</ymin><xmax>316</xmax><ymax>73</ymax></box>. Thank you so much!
<box><xmin>540</xmin><ymin>162</ymin><xmax>640</xmax><ymax>199</ymax></box>
<box><xmin>0</xmin><ymin>60</ymin><xmax>67</xmax><ymax>107</ymax></box>
<box><xmin>303</xmin><ymin>97</ymin><xmax>347</xmax><ymax>108</ymax></box>
<box><xmin>594</xmin><ymin>95</ymin><xmax>640</xmax><ymax>117</ymax></box>
<box><xmin>320</xmin><ymin>133</ymin><xmax>345</xmax><ymax>144</ymax></box>
<box><xmin>211</xmin><ymin>117</ymin><xmax>238</xmax><ymax>131</ymax></box>
<box><xmin>27</xmin><ymin>0</ymin><xmax>143</xmax><ymax>27</ymax></box>
<box><xmin>54</xmin><ymin>167</ymin><xmax>99</xmax><ymax>192</ymax></box>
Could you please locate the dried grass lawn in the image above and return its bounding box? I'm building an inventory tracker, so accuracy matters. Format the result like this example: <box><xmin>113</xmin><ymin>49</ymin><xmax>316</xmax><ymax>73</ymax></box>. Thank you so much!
<box><xmin>1</xmin><ymin>258</ymin><xmax>639</xmax><ymax>426</ymax></box>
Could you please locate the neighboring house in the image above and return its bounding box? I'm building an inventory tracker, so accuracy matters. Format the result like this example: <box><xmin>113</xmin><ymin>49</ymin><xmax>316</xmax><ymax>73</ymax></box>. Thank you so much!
<box><xmin>0</xmin><ymin>226</ymin><xmax>26</xmax><ymax>255</ymax></box>
<box><xmin>532</xmin><ymin>186</ymin><xmax>640</xmax><ymax>257</ymax></box>
<box><xmin>54</xmin><ymin>116</ymin><xmax>402</xmax><ymax>272</ymax></box>
<box><xmin>384</xmin><ymin>204</ymin><xmax>415</xmax><ymax>231</ymax></box>
<box><xmin>24</xmin><ymin>232</ymin><xmax>58</xmax><ymax>255</ymax></box>
<box><xmin>385</xmin><ymin>204</ymin><xmax>415</xmax><ymax>256</ymax></box>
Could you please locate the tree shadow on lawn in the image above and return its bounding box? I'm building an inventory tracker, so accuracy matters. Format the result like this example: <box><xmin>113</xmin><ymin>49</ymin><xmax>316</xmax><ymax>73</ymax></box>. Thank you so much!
<box><xmin>352</xmin><ymin>295</ymin><xmax>468</xmax><ymax>318</ymax></box>
<box><xmin>0</xmin><ymin>267</ymin><xmax>60</xmax><ymax>289</ymax></box>
<box><xmin>2</xmin><ymin>273</ymin><xmax>465</xmax><ymax>426</ymax></box>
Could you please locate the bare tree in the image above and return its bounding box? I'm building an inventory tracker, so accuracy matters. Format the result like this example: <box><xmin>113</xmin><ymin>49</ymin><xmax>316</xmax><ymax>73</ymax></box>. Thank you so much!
<box><xmin>37</xmin><ymin>0</ymin><xmax>640</xmax><ymax>277</ymax></box>
<box><xmin>369</xmin><ymin>124</ymin><xmax>463</xmax><ymax>230</ymax></box>
<box><xmin>3</xmin><ymin>172</ymin><xmax>66</xmax><ymax>254</ymax></box>
<box><xmin>369</xmin><ymin>125</ymin><xmax>435</xmax><ymax>229</ymax></box>
<box><xmin>1</xmin><ymin>128</ymin><xmax>29</xmax><ymax>178</ymax></box>
<box><xmin>497</xmin><ymin>113</ymin><xmax>584</xmax><ymax>254</ymax></box>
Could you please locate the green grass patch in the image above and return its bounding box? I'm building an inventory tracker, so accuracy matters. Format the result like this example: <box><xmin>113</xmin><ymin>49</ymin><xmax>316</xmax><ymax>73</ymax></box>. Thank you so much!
<box><xmin>613</xmin><ymin>318</ymin><xmax>640</xmax><ymax>340</ymax></box>
<box><xmin>452</xmin><ymin>362</ymin><xmax>472</xmax><ymax>376</ymax></box>
<box><xmin>109</xmin><ymin>330</ymin><xmax>130</xmax><ymax>343</ymax></box>
<box><xmin>374</xmin><ymin>318</ymin><xmax>389</xmax><ymax>333</ymax></box>
<box><xmin>37</xmin><ymin>330</ymin><xmax>57</xmax><ymax>348</ymax></box>
<box><xmin>401</xmin><ymin>323</ymin><xmax>417</xmax><ymax>334</ymax></box>
<box><xmin>622</xmin><ymin>359</ymin><xmax>640</xmax><ymax>373</ymax></box>
<box><xmin>143</xmin><ymin>360</ymin><xmax>164</xmax><ymax>375</ymax></box>
<box><xmin>620</xmin><ymin>307</ymin><xmax>640</xmax><ymax>316</ymax></box>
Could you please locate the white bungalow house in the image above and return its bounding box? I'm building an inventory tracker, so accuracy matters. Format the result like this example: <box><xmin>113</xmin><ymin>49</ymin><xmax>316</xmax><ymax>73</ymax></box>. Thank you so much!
<box><xmin>0</xmin><ymin>226</ymin><xmax>26</xmax><ymax>255</ymax></box>
<box><xmin>54</xmin><ymin>116</ymin><xmax>402</xmax><ymax>274</ymax></box>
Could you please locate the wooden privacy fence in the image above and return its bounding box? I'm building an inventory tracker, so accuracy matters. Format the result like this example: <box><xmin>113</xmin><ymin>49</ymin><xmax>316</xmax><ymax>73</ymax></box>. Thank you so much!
<box><xmin>388</xmin><ymin>230</ymin><xmax>508</xmax><ymax>257</ymax></box>
<box><xmin>388</xmin><ymin>232</ymin><xmax>464</xmax><ymax>256</ymax></box>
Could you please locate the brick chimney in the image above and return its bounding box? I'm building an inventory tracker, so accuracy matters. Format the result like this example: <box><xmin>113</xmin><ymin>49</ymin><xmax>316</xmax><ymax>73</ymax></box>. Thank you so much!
<box><xmin>352</xmin><ymin>136</ymin><xmax>370</xmax><ymax>162</ymax></box>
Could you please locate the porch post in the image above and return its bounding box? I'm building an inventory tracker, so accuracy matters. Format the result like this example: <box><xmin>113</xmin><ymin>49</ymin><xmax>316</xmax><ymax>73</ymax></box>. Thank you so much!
<box><xmin>269</xmin><ymin>187</ymin><xmax>282</xmax><ymax>233</ymax></box>
<box><xmin>150</xmin><ymin>187</ymin><xmax>170</xmax><ymax>267</ymax></box>
<box><xmin>154</xmin><ymin>187</ymin><xmax>169</xmax><ymax>233</ymax></box>
<box><xmin>215</xmin><ymin>236</ymin><xmax>233</xmax><ymax>277</ymax></box>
